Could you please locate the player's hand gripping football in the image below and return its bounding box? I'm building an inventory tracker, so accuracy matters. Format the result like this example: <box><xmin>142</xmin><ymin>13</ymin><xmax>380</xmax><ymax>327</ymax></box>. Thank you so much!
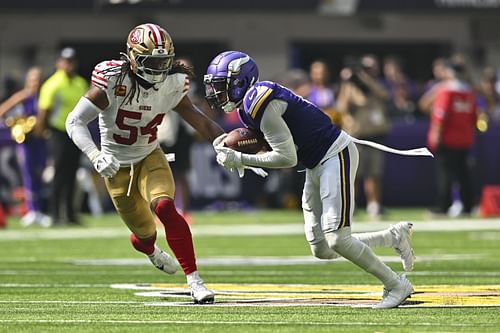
<box><xmin>90</xmin><ymin>151</ymin><xmax>120</xmax><ymax>178</ymax></box>
<box><xmin>212</xmin><ymin>133</ymin><xmax>268</xmax><ymax>178</ymax></box>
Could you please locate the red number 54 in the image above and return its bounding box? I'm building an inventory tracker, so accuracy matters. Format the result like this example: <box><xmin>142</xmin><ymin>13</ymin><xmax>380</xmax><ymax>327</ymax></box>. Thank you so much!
<box><xmin>113</xmin><ymin>109</ymin><xmax>165</xmax><ymax>145</ymax></box>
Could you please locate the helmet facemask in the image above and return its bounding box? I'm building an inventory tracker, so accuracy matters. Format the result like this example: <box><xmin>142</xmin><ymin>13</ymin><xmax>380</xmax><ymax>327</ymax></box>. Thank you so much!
<box><xmin>204</xmin><ymin>53</ymin><xmax>258</xmax><ymax>113</ymax></box>
<box><xmin>204</xmin><ymin>75</ymin><xmax>239</xmax><ymax>113</ymax></box>
<box><xmin>134</xmin><ymin>50</ymin><xmax>174</xmax><ymax>84</ymax></box>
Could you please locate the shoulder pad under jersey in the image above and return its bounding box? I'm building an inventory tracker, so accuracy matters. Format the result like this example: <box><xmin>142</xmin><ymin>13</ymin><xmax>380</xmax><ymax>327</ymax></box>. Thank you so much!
<box><xmin>243</xmin><ymin>81</ymin><xmax>275</xmax><ymax>119</ymax></box>
<box><xmin>91</xmin><ymin>60</ymin><xmax>126</xmax><ymax>91</ymax></box>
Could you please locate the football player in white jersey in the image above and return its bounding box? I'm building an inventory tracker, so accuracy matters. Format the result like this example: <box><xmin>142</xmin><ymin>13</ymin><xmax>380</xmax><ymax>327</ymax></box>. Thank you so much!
<box><xmin>65</xmin><ymin>23</ymin><xmax>231</xmax><ymax>304</ymax></box>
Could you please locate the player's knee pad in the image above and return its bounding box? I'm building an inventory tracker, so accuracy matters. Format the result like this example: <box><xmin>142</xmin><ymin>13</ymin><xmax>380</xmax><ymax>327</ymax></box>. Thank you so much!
<box><xmin>310</xmin><ymin>240</ymin><xmax>339</xmax><ymax>260</ymax></box>
<box><xmin>324</xmin><ymin>228</ymin><xmax>352</xmax><ymax>252</ymax></box>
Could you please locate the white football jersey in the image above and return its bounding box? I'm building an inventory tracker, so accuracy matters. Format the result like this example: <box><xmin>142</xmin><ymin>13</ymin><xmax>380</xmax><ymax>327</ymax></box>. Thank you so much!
<box><xmin>91</xmin><ymin>60</ymin><xmax>188</xmax><ymax>165</ymax></box>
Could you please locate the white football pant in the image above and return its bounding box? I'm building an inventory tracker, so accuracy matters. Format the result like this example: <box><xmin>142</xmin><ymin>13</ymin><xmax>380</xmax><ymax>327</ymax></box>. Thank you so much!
<box><xmin>302</xmin><ymin>142</ymin><xmax>399</xmax><ymax>289</ymax></box>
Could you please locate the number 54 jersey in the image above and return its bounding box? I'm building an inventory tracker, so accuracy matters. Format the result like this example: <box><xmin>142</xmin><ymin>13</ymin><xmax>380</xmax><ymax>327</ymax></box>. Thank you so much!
<box><xmin>91</xmin><ymin>60</ymin><xmax>188</xmax><ymax>165</ymax></box>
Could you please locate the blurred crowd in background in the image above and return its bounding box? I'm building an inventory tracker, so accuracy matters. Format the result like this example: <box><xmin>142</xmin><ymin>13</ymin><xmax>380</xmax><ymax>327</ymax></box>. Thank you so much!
<box><xmin>1</xmin><ymin>46</ymin><xmax>499</xmax><ymax>228</ymax></box>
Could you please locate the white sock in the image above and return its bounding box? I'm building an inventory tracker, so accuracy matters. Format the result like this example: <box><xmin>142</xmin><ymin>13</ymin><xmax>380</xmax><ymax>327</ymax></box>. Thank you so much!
<box><xmin>187</xmin><ymin>271</ymin><xmax>202</xmax><ymax>285</ymax></box>
<box><xmin>325</xmin><ymin>228</ymin><xmax>399</xmax><ymax>289</ymax></box>
<box><xmin>353</xmin><ymin>229</ymin><xmax>393</xmax><ymax>249</ymax></box>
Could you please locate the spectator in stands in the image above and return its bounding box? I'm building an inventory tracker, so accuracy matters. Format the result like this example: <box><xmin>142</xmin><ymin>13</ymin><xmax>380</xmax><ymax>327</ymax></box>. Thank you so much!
<box><xmin>307</xmin><ymin>60</ymin><xmax>335</xmax><ymax>109</ymax></box>
<box><xmin>427</xmin><ymin>60</ymin><xmax>477</xmax><ymax>216</ymax></box>
<box><xmin>476</xmin><ymin>67</ymin><xmax>500</xmax><ymax>123</ymax></box>
<box><xmin>0</xmin><ymin>67</ymin><xmax>51</xmax><ymax>227</ymax></box>
<box><xmin>336</xmin><ymin>54</ymin><xmax>390</xmax><ymax>218</ymax></box>
<box><xmin>306</xmin><ymin>60</ymin><xmax>343</xmax><ymax>127</ymax></box>
<box><xmin>381</xmin><ymin>56</ymin><xmax>418</xmax><ymax>120</ymax></box>
<box><xmin>34</xmin><ymin>47</ymin><xmax>88</xmax><ymax>225</ymax></box>
<box><xmin>274</xmin><ymin>68</ymin><xmax>311</xmax><ymax>98</ymax></box>
<box><xmin>418</xmin><ymin>57</ymin><xmax>447</xmax><ymax>114</ymax></box>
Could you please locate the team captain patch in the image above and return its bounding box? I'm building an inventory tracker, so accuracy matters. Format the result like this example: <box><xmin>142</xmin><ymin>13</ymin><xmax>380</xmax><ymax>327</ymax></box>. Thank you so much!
<box><xmin>115</xmin><ymin>85</ymin><xmax>127</xmax><ymax>96</ymax></box>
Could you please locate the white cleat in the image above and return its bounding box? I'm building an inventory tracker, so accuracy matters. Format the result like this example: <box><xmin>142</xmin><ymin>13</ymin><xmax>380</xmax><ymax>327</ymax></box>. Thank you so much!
<box><xmin>189</xmin><ymin>281</ymin><xmax>215</xmax><ymax>304</ymax></box>
<box><xmin>36</xmin><ymin>213</ymin><xmax>52</xmax><ymax>228</ymax></box>
<box><xmin>20</xmin><ymin>211</ymin><xmax>37</xmax><ymax>227</ymax></box>
<box><xmin>390</xmin><ymin>221</ymin><xmax>416</xmax><ymax>272</ymax></box>
<box><xmin>374</xmin><ymin>274</ymin><xmax>414</xmax><ymax>309</ymax></box>
<box><xmin>148</xmin><ymin>245</ymin><xmax>177</xmax><ymax>275</ymax></box>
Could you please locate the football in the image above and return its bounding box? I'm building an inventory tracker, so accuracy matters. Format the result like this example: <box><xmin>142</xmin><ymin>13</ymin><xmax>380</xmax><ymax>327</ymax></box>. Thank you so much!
<box><xmin>223</xmin><ymin>127</ymin><xmax>269</xmax><ymax>154</ymax></box>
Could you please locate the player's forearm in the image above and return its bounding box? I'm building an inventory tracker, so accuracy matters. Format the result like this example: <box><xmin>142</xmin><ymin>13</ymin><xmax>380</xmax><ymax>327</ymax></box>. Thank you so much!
<box><xmin>175</xmin><ymin>97</ymin><xmax>224</xmax><ymax>142</ymax></box>
<box><xmin>66</xmin><ymin>114</ymin><xmax>99</xmax><ymax>159</ymax></box>
<box><xmin>197</xmin><ymin>118</ymin><xmax>225</xmax><ymax>143</ymax></box>
<box><xmin>241</xmin><ymin>142</ymin><xmax>297</xmax><ymax>169</ymax></box>
<box><xmin>244</xmin><ymin>99</ymin><xmax>297</xmax><ymax>168</ymax></box>
<box><xmin>66</xmin><ymin>97</ymin><xmax>101</xmax><ymax>160</ymax></box>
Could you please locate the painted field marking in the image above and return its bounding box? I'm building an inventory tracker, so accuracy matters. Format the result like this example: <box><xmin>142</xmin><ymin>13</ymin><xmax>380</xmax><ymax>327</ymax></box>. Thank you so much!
<box><xmin>111</xmin><ymin>283</ymin><xmax>500</xmax><ymax>308</ymax></box>
<box><xmin>1</xmin><ymin>219</ymin><xmax>500</xmax><ymax>241</ymax></box>
<box><xmin>0</xmin><ymin>319</ymin><xmax>496</xmax><ymax>328</ymax></box>
<box><xmin>70</xmin><ymin>253</ymin><xmax>487</xmax><ymax>267</ymax></box>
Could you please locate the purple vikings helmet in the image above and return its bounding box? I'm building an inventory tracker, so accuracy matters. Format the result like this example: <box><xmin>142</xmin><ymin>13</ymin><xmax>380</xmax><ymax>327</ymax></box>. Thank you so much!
<box><xmin>204</xmin><ymin>51</ymin><xmax>259</xmax><ymax>113</ymax></box>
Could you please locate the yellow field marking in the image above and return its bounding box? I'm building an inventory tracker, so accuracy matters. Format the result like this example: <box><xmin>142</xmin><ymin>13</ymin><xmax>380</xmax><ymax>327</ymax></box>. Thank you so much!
<box><xmin>112</xmin><ymin>283</ymin><xmax>500</xmax><ymax>307</ymax></box>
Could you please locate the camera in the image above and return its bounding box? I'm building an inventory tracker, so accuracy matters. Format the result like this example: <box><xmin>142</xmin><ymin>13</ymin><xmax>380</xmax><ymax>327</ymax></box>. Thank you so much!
<box><xmin>343</xmin><ymin>57</ymin><xmax>371</xmax><ymax>94</ymax></box>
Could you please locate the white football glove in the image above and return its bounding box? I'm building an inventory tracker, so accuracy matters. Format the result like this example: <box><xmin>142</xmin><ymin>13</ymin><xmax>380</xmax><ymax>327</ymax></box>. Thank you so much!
<box><xmin>237</xmin><ymin>166</ymin><xmax>268</xmax><ymax>178</ymax></box>
<box><xmin>215</xmin><ymin>146</ymin><xmax>268</xmax><ymax>178</ymax></box>
<box><xmin>212</xmin><ymin>133</ymin><xmax>228</xmax><ymax>148</ymax></box>
<box><xmin>90</xmin><ymin>152</ymin><xmax>120</xmax><ymax>178</ymax></box>
<box><xmin>215</xmin><ymin>146</ymin><xmax>243</xmax><ymax>169</ymax></box>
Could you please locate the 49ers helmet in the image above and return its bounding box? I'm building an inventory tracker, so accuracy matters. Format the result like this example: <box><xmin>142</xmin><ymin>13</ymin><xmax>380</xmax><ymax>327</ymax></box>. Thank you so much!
<box><xmin>126</xmin><ymin>23</ymin><xmax>175</xmax><ymax>84</ymax></box>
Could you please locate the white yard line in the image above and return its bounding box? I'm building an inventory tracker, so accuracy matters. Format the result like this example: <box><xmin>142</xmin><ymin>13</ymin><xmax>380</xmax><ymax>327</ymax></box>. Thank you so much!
<box><xmin>0</xmin><ymin>319</ymin><xmax>496</xmax><ymax>327</ymax></box>
<box><xmin>1</xmin><ymin>219</ymin><xmax>500</xmax><ymax>241</ymax></box>
<box><xmin>0</xmin><ymin>283</ymin><xmax>109</xmax><ymax>288</ymax></box>
<box><xmin>72</xmin><ymin>253</ymin><xmax>486</xmax><ymax>266</ymax></box>
<box><xmin>1</xmin><ymin>270</ymin><xmax>499</xmax><ymax>280</ymax></box>
<box><xmin>0</xmin><ymin>300</ymin><xmax>141</xmax><ymax>304</ymax></box>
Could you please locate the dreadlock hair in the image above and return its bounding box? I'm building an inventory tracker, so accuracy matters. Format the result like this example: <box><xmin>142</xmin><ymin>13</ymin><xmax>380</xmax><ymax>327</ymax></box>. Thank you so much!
<box><xmin>101</xmin><ymin>55</ymin><xmax>196</xmax><ymax>108</ymax></box>
<box><xmin>97</xmin><ymin>53</ymin><xmax>137</xmax><ymax>107</ymax></box>
<box><xmin>170</xmin><ymin>60</ymin><xmax>196</xmax><ymax>80</ymax></box>
<box><xmin>118</xmin><ymin>53</ymin><xmax>139</xmax><ymax>107</ymax></box>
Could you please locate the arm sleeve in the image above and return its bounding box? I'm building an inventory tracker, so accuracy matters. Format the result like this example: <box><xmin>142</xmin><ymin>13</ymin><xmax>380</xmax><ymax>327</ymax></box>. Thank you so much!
<box><xmin>65</xmin><ymin>97</ymin><xmax>101</xmax><ymax>161</ymax></box>
<box><xmin>240</xmin><ymin>99</ymin><xmax>297</xmax><ymax>168</ymax></box>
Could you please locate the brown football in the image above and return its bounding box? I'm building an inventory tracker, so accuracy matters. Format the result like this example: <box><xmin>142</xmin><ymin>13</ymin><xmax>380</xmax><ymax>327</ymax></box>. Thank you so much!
<box><xmin>223</xmin><ymin>127</ymin><xmax>269</xmax><ymax>154</ymax></box>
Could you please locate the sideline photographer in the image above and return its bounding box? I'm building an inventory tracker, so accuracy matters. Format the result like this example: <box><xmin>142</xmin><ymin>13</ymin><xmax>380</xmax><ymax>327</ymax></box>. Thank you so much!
<box><xmin>336</xmin><ymin>54</ymin><xmax>390</xmax><ymax>218</ymax></box>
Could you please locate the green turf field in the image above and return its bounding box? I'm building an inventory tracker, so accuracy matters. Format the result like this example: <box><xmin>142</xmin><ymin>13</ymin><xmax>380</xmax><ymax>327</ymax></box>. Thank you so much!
<box><xmin>1</xmin><ymin>209</ymin><xmax>500</xmax><ymax>332</ymax></box>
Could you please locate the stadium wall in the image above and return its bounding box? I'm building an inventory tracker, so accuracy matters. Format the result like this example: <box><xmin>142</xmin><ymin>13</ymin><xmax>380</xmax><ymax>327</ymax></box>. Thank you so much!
<box><xmin>0</xmin><ymin>12</ymin><xmax>487</xmax><ymax>97</ymax></box>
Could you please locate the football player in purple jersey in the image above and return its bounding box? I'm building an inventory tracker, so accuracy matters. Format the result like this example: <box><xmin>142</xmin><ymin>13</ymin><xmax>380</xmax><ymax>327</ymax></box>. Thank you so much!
<box><xmin>205</xmin><ymin>51</ymin><xmax>433</xmax><ymax>308</ymax></box>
